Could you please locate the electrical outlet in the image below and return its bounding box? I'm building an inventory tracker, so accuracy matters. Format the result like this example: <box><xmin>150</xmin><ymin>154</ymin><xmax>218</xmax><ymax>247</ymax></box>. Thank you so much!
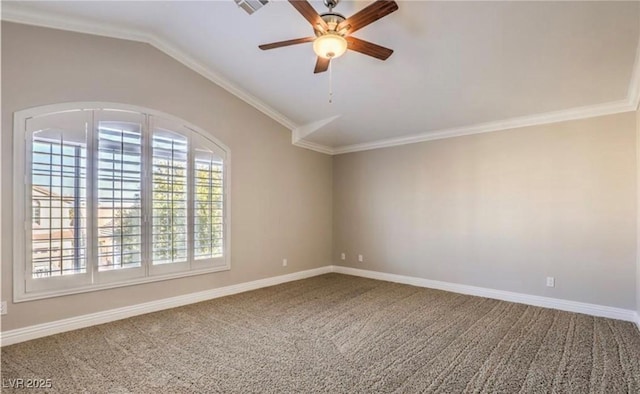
<box><xmin>340</xmin><ymin>253</ymin><xmax>346</xmax><ymax>260</ymax></box>
<box><xmin>282</xmin><ymin>259</ymin><xmax>288</xmax><ymax>267</ymax></box>
<box><xmin>358</xmin><ymin>254</ymin><xmax>364</xmax><ymax>263</ymax></box>
<box><xmin>546</xmin><ymin>277</ymin><xmax>555</xmax><ymax>288</ymax></box>
<box><xmin>1</xmin><ymin>301</ymin><xmax>7</xmax><ymax>315</ymax></box>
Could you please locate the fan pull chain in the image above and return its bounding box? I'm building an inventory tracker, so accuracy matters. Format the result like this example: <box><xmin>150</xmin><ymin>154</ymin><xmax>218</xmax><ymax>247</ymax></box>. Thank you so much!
<box><xmin>329</xmin><ymin>60</ymin><xmax>333</xmax><ymax>104</ymax></box>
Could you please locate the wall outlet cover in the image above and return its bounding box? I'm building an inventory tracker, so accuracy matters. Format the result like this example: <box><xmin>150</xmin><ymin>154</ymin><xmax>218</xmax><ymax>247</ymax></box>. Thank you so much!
<box><xmin>546</xmin><ymin>277</ymin><xmax>555</xmax><ymax>288</ymax></box>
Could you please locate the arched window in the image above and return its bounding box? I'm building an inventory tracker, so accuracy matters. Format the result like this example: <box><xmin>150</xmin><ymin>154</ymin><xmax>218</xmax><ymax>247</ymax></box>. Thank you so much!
<box><xmin>13</xmin><ymin>103</ymin><xmax>230</xmax><ymax>300</ymax></box>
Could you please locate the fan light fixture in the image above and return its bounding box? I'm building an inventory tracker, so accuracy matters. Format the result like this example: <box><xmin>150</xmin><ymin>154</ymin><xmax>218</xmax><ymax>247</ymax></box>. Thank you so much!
<box><xmin>259</xmin><ymin>0</ymin><xmax>398</xmax><ymax>74</ymax></box>
<box><xmin>313</xmin><ymin>33</ymin><xmax>348</xmax><ymax>59</ymax></box>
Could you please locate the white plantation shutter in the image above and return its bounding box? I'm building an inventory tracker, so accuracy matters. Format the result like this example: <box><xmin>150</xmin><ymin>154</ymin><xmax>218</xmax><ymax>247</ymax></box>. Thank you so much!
<box><xmin>26</xmin><ymin>110</ymin><xmax>93</xmax><ymax>293</ymax></box>
<box><xmin>14</xmin><ymin>104</ymin><xmax>230</xmax><ymax>301</ymax></box>
<box><xmin>95</xmin><ymin>111</ymin><xmax>146</xmax><ymax>282</ymax></box>
<box><xmin>150</xmin><ymin>118</ymin><xmax>190</xmax><ymax>271</ymax></box>
<box><xmin>194</xmin><ymin>148</ymin><xmax>224</xmax><ymax>261</ymax></box>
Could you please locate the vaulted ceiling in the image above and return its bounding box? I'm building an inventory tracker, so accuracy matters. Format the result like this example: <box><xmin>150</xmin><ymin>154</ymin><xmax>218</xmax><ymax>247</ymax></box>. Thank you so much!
<box><xmin>3</xmin><ymin>1</ymin><xmax>639</xmax><ymax>154</ymax></box>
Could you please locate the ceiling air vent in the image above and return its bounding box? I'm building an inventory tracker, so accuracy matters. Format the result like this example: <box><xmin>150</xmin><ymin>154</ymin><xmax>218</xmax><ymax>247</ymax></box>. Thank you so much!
<box><xmin>234</xmin><ymin>0</ymin><xmax>268</xmax><ymax>15</ymax></box>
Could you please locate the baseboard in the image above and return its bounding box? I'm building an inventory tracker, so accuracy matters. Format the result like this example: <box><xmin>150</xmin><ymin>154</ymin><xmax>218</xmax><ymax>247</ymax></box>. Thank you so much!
<box><xmin>0</xmin><ymin>266</ymin><xmax>332</xmax><ymax>346</ymax></box>
<box><xmin>2</xmin><ymin>265</ymin><xmax>638</xmax><ymax>346</ymax></box>
<box><xmin>331</xmin><ymin>266</ymin><xmax>638</xmax><ymax>323</ymax></box>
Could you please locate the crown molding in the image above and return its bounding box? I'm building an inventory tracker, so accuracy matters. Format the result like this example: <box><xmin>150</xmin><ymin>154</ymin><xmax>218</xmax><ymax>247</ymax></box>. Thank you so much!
<box><xmin>330</xmin><ymin>99</ymin><xmax>635</xmax><ymax>155</ymax></box>
<box><xmin>0</xmin><ymin>5</ymin><xmax>298</xmax><ymax>132</ymax></box>
<box><xmin>2</xmin><ymin>4</ymin><xmax>639</xmax><ymax>156</ymax></box>
<box><xmin>148</xmin><ymin>35</ymin><xmax>297</xmax><ymax>130</ymax></box>
<box><xmin>292</xmin><ymin>138</ymin><xmax>335</xmax><ymax>155</ymax></box>
<box><xmin>293</xmin><ymin>115</ymin><xmax>341</xmax><ymax>141</ymax></box>
<box><xmin>290</xmin><ymin>115</ymin><xmax>341</xmax><ymax>154</ymax></box>
<box><xmin>1</xmin><ymin>3</ymin><xmax>149</xmax><ymax>42</ymax></box>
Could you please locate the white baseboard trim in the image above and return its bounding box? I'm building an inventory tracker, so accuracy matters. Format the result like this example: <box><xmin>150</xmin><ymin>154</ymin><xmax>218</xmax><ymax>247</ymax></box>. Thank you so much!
<box><xmin>0</xmin><ymin>266</ymin><xmax>332</xmax><ymax>346</ymax></box>
<box><xmin>2</xmin><ymin>265</ymin><xmax>638</xmax><ymax>346</ymax></box>
<box><xmin>331</xmin><ymin>266</ymin><xmax>638</xmax><ymax>324</ymax></box>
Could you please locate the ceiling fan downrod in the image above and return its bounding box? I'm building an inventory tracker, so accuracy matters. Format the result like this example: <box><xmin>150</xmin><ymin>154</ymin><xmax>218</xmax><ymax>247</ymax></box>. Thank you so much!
<box><xmin>323</xmin><ymin>0</ymin><xmax>339</xmax><ymax>12</ymax></box>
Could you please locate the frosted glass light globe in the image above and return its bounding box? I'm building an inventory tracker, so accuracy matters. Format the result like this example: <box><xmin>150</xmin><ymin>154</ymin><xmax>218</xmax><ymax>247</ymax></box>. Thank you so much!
<box><xmin>313</xmin><ymin>34</ymin><xmax>348</xmax><ymax>59</ymax></box>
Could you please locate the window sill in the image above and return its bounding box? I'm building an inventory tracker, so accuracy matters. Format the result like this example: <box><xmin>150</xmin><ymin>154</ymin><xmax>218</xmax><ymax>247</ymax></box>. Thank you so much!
<box><xmin>14</xmin><ymin>264</ymin><xmax>231</xmax><ymax>303</ymax></box>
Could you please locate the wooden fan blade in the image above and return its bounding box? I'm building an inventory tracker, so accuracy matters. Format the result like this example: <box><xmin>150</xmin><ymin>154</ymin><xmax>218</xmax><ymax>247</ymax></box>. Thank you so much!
<box><xmin>346</xmin><ymin>36</ymin><xmax>393</xmax><ymax>60</ymax></box>
<box><xmin>338</xmin><ymin>0</ymin><xmax>398</xmax><ymax>35</ymax></box>
<box><xmin>259</xmin><ymin>37</ymin><xmax>315</xmax><ymax>50</ymax></box>
<box><xmin>314</xmin><ymin>57</ymin><xmax>330</xmax><ymax>74</ymax></box>
<box><xmin>289</xmin><ymin>0</ymin><xmax>329</xmax><ymax>32</ymax></box>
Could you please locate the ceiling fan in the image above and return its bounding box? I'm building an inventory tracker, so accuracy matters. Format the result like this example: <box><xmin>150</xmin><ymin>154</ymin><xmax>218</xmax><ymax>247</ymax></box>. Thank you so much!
<box><xmin>259</xmin><ymin>0</ymin><xmax>398</xmax><ymax>74</ymax></box>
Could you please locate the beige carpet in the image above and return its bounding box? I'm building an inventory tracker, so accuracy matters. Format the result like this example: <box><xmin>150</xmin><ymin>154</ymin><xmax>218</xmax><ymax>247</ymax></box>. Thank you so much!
<box><xmin>2</xmin><ymin>273</ymin><xmax>640</xmax><ymax>393</ymax></box>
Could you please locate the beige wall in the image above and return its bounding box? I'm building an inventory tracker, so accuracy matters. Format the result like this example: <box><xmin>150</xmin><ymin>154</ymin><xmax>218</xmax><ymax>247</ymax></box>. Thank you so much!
<box><xmin>2</xmin><ymin>21</ymin><xmax>638</xmax><ymax>334</ymax></box>
<box><xmin>637</xmin><ymin>105</ymin><xmax>640</xmax><ymax>317</ymax></box>
<box><xmin>1</xmin><ymin>22</ymin><xmax>333</xmax><ymax>331</ymax></box>
<box><xmin>333</xmin><ymin>113</ymin><xmax>637</xmax><ymax>309</ymax></box>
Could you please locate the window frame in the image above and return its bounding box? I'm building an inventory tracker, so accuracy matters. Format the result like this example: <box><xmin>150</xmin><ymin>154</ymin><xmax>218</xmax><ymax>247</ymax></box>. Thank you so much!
<box><xmin>13</xmin><ymin>102</ymin><xmax>231</xmax><ymax>302</ymax></box>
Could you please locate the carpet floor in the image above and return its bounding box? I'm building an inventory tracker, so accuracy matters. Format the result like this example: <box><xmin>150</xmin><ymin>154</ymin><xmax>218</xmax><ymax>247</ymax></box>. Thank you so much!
<box><xmin>2</xmin><ymin>273</ymin><xmax>640</xmax><ymax>393</ymax></box>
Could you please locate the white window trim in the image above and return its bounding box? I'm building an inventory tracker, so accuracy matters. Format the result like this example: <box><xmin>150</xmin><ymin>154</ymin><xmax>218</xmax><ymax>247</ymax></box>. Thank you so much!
<box><xmin>13</xmin><ymin>102</ymin><xmax>231</xmax><ymax>302</ymax></box>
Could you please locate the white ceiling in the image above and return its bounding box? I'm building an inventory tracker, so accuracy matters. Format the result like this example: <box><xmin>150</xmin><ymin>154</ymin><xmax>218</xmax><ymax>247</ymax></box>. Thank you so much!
<box><xmin>3</xmin><ymin>1</ymin><xmax>640</xmax><ymax>154</ymax></box>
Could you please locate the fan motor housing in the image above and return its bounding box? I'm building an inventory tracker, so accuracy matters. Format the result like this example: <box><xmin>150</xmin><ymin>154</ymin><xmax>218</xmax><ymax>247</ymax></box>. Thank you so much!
<box><xmin>316</xmin><ymin>12</ymin><xmax>346</xmax><ymax>36</ymax></box>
